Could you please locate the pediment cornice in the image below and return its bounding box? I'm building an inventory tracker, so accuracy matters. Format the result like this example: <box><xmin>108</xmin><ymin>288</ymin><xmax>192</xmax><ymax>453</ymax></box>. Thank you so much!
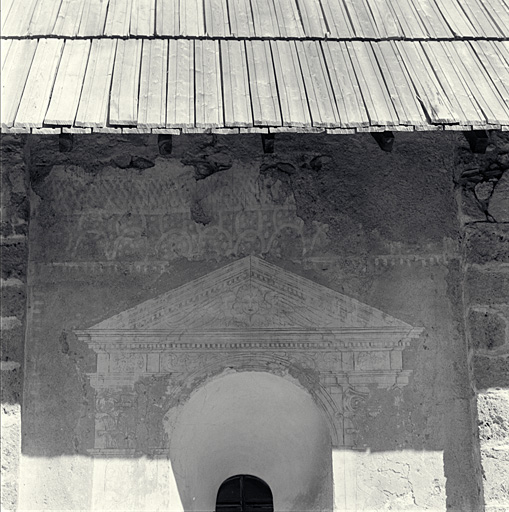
<box><xmin>76</xmin><ymin>326</ymin><xmax>423</xmax><ymax>353</ymax></box>
<box><xmin>76</xmin><ymin>257</ymin><xmax>419</xmax><ymax>344</ymax></box>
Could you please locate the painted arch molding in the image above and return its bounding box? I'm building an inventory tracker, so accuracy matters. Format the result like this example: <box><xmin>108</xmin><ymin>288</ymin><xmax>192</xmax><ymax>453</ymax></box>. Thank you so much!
<box><xmin>75</xmin><ymin>256</ymin><xmax>423</xmax><ymax>452</ymax></box>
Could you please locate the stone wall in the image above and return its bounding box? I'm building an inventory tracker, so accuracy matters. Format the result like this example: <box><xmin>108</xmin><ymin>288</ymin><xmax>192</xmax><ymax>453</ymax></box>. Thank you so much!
<box><xmin>1</xmin><ymin>134</ymin><xmax>29</xmax><ymax>511</ymax></box>
<box><xmin>2</xmin><ymin>131</ymin><xmax>507</xmax><ymax>510</ymax></box>
<box><xmin>457</xmin><ymin>132</ymin><xmax>509</xmax><ymax>512</ymax></box>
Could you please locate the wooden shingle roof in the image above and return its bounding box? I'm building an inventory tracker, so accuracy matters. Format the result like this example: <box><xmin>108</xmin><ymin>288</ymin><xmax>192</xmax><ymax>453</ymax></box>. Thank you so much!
<box><xmin>2</xmin><ymin>0</ymin><xmax>509</xmax><ymax>134</ymax></box>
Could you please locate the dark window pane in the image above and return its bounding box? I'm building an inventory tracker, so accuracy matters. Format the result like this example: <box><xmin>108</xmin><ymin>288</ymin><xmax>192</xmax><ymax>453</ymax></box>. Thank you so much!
<box><xmin>216</xmin><ymin>475</ymin><xmax>273</xmax><ymax>512</ymax></box>
<box><xmin>217</xmin><ymin>477</ymin><xmax>242</xmax><ymax>504</ymax></box>
<box><xmin>243</xmin><ymin>476</ymin><xmax>273</xmax><ymax>505</ymax></box>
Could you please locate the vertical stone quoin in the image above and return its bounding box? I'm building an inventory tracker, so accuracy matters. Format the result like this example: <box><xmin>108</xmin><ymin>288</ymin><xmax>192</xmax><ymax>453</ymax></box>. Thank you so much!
<box><xmin>456</xmin><ymin>131</ymin><xmax>509</xmax><ymax>512</ymax></box>
<box><xmin>1</xmin><ymin>134</ymin><xmax>29</xmax><ymax>511</ymax></box>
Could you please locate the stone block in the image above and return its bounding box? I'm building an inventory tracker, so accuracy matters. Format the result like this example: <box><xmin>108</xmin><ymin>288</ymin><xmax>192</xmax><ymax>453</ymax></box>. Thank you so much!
<box><xmin>480</xmin><ymin>447</ymin><xmax>509</xmax><ymax>512</ymax></box>
<box><xmin>464</xmin><ymin>224</ymin><xmax>509</xmax><ymax>265</ymax></box>
<box><xmin>0</xmin><ymin>239</ymin><xmax>27</xmax><ymax>279</ymax></box>
<box><xmin>0</xmin><ymin>390</ymin><xmax>21</xmax><ymax>511</ymax></box>
<box><xmin>468</xmin><ymin>310</ymin><xmax>507</xmax><ymax>350</ymax></box>
<box><xmin>478</xmin><ymin>390</ymin><xmax>509</xmax><ymax>444</ymax></box>
<box><xmin>458</xmin><ymin>186</ymin><xmax>488</xmax><ymax>224</ymax></box>
<box><xmin>1</xmin><ymin>324</ymin><xmax>25</xmax><ymax>362</ymax></box>
<box><xmin>0</xmin><ymin>287</ymin><xmax>26</xmax><ymax>318</ymax></box>
<box><xmin>477</xmin><ymin>389</ymin><xmax>509</xmax><ymax>511</ymax></box>
<box><xmin>1</xmin><ymin>220</ymin><xmax>12</xmax><ymax>236</ymax></box>
<box><xmin>0</xmin><ymin>135</ymin><xmax>26</xmax><ymax>166</ymax></box>
<box><xmin>476</xmin><ymin>181</ymin><xmax>496</xmax><ymax>202</ymax></box>
<box><xmin>466</xmin><ymin>270</ymin><xmax>509</xmax><ymax>305</ymax></box>
<box><xmin>0</xmin><ymin>363</ymin><xmax>22</xmax><ymax>404</ymax></box>
<box><xmin>489</xmin><ymin>171</ymin><xmax>509</xmax><ymax>222</ymax></box>
<box><xmin>6</xmin><ymin>163</ymin><xmax>28</xmax><ymax>196</ymax></box>
<box><xmin>474</xmin><ymin>355</ymin><xmax>509</xmax><ymax>390</ymax></box>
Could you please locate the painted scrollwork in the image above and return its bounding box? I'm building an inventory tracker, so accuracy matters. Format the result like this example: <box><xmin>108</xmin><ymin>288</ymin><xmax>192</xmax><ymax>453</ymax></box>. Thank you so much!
<box><xmin>94</xmin><ymin>380</ymin><xmax>171</xmax><ymax>452</ymax></box>
<box><xmin>155</xmin><ymin>230</ymin><xmax>194</xmax><ymax>259</ymax></box>
<box><xmin>344</xmin><ymin>386</ymin><xmax>370</xmax><ymax>414</ymax></box>
<box><xmin>110</xmin><ymin>353</ymin><xmax>146</xmax><ymax>373</ymax></box>
<box><xmin>95</xmin><ymin>389</ymin><xmax>136</xmax><ymax>449</ymax></box>
<box><xmin>342</xmin><ymin>386</ymin><xmax>371</xmax><ymax>447</ymax></box>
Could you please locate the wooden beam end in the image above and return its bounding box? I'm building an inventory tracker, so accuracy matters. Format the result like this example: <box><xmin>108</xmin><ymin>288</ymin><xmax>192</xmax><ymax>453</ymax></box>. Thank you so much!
<box><xmin>463</xmin><ymin>130</ymin><xmax>489</xmax><ymax>154</ymax></box>
<box><xmin>371</xmin><ymin>131</ymin><xmax>394</xmax><ymax>152</ymax></box>
<box><xmin>59</xmin><ymin>133</ymin><xmax>74</xmax><ymax>153</ymax></box>
<box><xmin>262</xmin><ymin>133</ymin><xmax>275</xmax><ymax>154</ymax></box>
<box><xmin>158</xmin><ymin>134</ymin><xmax>173</xmax><ymax>156</ymax></box>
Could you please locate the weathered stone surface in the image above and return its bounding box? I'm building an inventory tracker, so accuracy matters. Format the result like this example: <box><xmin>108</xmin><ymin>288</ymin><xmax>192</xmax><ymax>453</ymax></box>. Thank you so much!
<box><xmin>466</xmin><ymin>270</ymin><xmax>509</xmax><ymax>304</ymax></box>
<box><xmin>460</xmin><ymin>137</ymin><xmax>509</xmax><ymax>509</ymax></box>
<box><xmin>478</xmin><ymin>390</ymin><xmax>509</xmax><ymax>511</ymax></box>
<box><xmin>478</xmin><ymin>390</ymin><xmax>509</xmax><ymax>443</ymax></box>
<box><xmin>489</xmin><ymin>170</ymin><xmax>509</xmax><ymax>222</ymax></box>
<box><xmin>481</xmin><ymin>448</ymin><xmax>509</xmax><ymax>512</ymax></box>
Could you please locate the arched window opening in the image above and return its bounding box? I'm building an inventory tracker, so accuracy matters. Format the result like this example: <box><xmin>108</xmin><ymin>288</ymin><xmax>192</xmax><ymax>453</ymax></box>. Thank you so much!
<box><xmin>216</xmin><ymin>475</ymin><xmax>274</xmax><ymax>512</ymax></box>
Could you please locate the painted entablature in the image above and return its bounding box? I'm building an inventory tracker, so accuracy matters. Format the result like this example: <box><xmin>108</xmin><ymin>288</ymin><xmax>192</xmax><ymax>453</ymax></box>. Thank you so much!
<box><xmin>76</xmin><ymin>256</ymin><xmax>423</xmax><ymax>452</ymax></box>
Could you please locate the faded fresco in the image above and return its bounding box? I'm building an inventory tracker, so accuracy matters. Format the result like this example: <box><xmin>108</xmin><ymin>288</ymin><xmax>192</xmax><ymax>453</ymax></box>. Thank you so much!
<box><xmin>77</xmin><ymin>256</ymin><xmax>423</xmax><ymax>453</ymax></box>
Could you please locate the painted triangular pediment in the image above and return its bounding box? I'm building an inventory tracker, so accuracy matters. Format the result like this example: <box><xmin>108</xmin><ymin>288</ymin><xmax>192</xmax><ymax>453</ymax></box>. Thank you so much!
<box><xmin>85</xmin><ymin>257</ymin><xmax>415</xmax><ymax>333</ymax></box>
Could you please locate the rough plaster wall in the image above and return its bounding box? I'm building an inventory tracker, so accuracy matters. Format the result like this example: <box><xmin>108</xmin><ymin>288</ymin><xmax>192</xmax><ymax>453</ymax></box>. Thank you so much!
<box><xmin>456</xmin><ymin>132</ymin><xmax>509</xmax><ymax>512</ymax></box>
<box><xmin>1</xmin><ymin>134</ymin><xmax>29</xmax><ymax>511</ymax></box>
<box><xmin>17</xmin><ymin>132</ymin><xmax>485</xmax><ymax>511</ymax></box>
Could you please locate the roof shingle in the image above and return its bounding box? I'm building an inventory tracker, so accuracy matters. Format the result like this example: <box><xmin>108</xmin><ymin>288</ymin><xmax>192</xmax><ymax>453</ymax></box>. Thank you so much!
<box><xmin>1</xmin><ymin>0</ymin><xmax>509</xmax><ymax>134</ymax></box>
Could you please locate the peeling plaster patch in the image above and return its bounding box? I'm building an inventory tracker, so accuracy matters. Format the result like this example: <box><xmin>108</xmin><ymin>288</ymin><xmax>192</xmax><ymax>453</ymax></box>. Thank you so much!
<box><xmin>0</xmin><ymin>278</ymin><xmax>25</xmax><ymax>287</ymax></box>
<box><xmin>0</xmin><ymin>361</ymin><xmax>21</xmax><ymax>371</ymax></box>
<box><xmin>0</xmin><ymin>317</ymin><xmax>22</xmax><ymax>331</ymax></box>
